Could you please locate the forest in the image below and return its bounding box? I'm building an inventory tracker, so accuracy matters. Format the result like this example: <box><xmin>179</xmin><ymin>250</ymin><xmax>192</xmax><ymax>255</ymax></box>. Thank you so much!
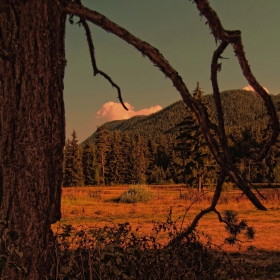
<box><xmin>63</xmin><ymin>87</ymin><xmax>280</xmax><ymax>189</ymax></box>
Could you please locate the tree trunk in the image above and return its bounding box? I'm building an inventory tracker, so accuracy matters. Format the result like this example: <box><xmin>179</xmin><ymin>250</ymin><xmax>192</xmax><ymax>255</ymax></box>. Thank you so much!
<box><xmin>0</xmin><ymin>1</ymin><xmax>66</xmax><ymax>279</ymax></box>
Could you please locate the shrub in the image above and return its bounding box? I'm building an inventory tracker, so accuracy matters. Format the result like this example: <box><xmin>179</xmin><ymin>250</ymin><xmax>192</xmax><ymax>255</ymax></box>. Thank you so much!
<box><xmin>119</xmin><ymin>185</ymin><xmax>153</xmax><ymax>203</ymax></box>
<box><xmin>48</xmin><ymin>212</ymin><xmax>245</xmax><ymax>280</ymax></box>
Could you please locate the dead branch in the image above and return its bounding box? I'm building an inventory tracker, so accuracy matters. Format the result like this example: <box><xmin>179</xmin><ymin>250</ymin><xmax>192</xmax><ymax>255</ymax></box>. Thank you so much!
<box><xmin>63</xmin><ymin>0</ymin><xmax>270</xmax><ymax>211</ymax></box>
<box><xmin>211</xmin><ymin>40</ymin><xmax>229</xmax><ymax>163</ymax></box>
<box><xmin>170</xmin><ymin>171</ymin><xmax>225</xmax><ymax>244</ymax></box>
<box><xmin>77</xmin><ymin>15</ymin><xmax>128</xmax><ymax>110</ymax></box>
<box><xmin>195</xmin><ymin>0</ymin><xmax>279</xmax><ymax>162</ymax></box>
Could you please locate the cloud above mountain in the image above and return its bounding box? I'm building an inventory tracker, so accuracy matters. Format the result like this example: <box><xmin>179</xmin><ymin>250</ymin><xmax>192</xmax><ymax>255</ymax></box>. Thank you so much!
<box><xmin>94</xmin><ymin>101</ymin><xmax>162</xmax><ymax>126</ymax></box>
<box><xmin>243</xmin><ymin>85</ymin><xmax>269</xmax><ymax>93</ymax></box>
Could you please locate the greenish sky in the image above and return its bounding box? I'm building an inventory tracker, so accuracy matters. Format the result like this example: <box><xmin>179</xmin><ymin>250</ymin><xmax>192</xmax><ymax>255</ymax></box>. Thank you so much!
<box><xmin>64</xmin><ymin>0</ymin><xmax>280</xmax><ymax>141</ymax></box>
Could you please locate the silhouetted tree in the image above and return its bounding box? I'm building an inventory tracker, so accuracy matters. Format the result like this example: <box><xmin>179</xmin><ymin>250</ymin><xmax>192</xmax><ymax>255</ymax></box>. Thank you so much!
<box><xmin>106</xmin><ymin>131</ymin><xmax>122</xmax><ymax>185</ymax></box>
<box><xmin>131</xmin><ymin>132</ymin><xmax>147</xmax><ymax>184</ymax></box>
<box><xmin>63</xmin><ymin>131</ymin><xmax>84</xmax><ymax>186</ymax></box>
<box><xmin>82</xmin><ymin>139</ymin><xmax>95</xmax><ymax>186</ymax></box>
<box><xmin>95</xmin><ymin>125</ymin><xmax>110</xmax><ymax>185</ymax></box>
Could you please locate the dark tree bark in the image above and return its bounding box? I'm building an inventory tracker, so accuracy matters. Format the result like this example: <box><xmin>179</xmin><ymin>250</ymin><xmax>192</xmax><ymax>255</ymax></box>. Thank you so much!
<box><xmin>0</xmin><ymin>1</ymin><xmax>66</xmax><ymax>278</ymax></box>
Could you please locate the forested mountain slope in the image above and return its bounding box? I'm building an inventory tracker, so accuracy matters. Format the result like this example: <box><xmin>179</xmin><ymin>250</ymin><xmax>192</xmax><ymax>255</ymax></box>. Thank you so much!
<box><xmin>86</xmin><ymin>90</ymin><xmax>280</xmax><ymax>143</ymax></box>
<box><xmin>68</xmin><ymin>89</ymin><xmax>280</xmax><ymax>187</ymax></box>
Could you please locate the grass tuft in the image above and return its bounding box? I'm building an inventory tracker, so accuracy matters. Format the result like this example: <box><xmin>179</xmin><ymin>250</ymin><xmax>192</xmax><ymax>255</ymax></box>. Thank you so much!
<box><xmin>119</xmin><ymin>185</ymin><xmax>153</xmax><ymax>203</ymax></box>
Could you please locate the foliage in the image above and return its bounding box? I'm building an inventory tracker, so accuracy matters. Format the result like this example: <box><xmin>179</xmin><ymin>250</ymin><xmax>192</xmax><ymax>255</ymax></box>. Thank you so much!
<box><xmin>222</xmin><ymin>210</ymin><xmax>255</xmax><ymax>247</ymax></box>
<box><xmin>63</xmin><ymin>131</ymin><xmax>85</xmax><ymax>187</ymax></box>
<box><xmin>48</xmin><ymin>213</ymin><xmax>245</xmax><ymax>280</ymax></box>
<box><xmin>174</xmin><ymin>82</ymin><xmax>216</xmax><ymax>191</ymax></box>
<box><xmin>72</xmin><ymin>90</ymin><xmax>280</xmax><ymax>187</ymax></box>
<box><xmin>86</xmin><ymin>90</ymin><xmax>280</xmax><ymax>143</ymax></box>
<box><xmin>81</xmin><ymin>139</ymin><xmax>95</xmax><ymax>186</ymax></box>
<box><xmin>62</xmin><ymin>91</ymin><xmax>280</xmax><ymax>187</ymax></box>
<box><xmin>106</xmin><ymin>131</ymin><xmax>123</xmax><ymax>185</ymax></box>
<box><xmin>95</xmin><ymin>125</ymin><xmax>111</xmax><ymax>186</ymax></box>
<box><xmin>119</xmin><ymin>185</ymin><xmax>153</xmax><ymax>203</ymax></box>
<box><xmin>130</xmin><ymin>132</ymin><xmax>147</xmax><ymax>184</ymax></box>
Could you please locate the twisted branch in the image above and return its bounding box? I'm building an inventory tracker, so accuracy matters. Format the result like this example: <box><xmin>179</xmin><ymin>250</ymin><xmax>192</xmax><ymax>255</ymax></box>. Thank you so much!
<box><xmin>170</xmin><ymin>171</ymin><xmax>225</xmax><ymax>244</ymax></box>
<box><xmin>81</xmin><ymin>18</ymin><xmax>128</xmax><ymax>110</ymax></box>
<box><xmin>211</xmin><ymin>41</ymin><xmax>229</xmax><ymax>163</ymax></box>
<box><xmin>195</xmin><ymin>0</ymin><xmax>279</xmax><ymax>162</ymax></box>
<box><xmin>71</xmin><ymin>0</ymin><xmax>128</xmax><ymax>110</ymax></box>
<box><xmin>64</xmin><ymin>0</ymin><xmax>269</xmax><ymax>210</ymax></box>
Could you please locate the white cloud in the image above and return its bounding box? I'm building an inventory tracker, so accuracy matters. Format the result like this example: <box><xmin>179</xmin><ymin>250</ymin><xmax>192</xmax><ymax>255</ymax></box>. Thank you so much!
<box><xmin>243</xmin><ymin>85</ymin><xmax>269</xmax><ymax>93</ymax></box>
<box><xmin>94</xmin><ymin>101</ymin><xmax>162</xmax><ymax>126</ymax></box>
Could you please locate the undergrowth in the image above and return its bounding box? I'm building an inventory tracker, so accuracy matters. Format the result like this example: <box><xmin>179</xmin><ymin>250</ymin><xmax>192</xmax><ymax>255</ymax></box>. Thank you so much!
<box><xmin>44</xmin><ymin>210</ymin><xmax>250</xmax><ymax>280</ymax></box>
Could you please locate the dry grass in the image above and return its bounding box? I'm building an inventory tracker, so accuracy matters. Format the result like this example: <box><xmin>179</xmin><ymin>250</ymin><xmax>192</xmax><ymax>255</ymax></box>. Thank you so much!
<box><xmin>54</xmin><ymin>185</ymin><xmax>280</xmax><ymax>250</ymax></box>
<box><xmin>53</xmin><ymin>185</ymin><xmax>280</xmax><ymax>279</ymax></box>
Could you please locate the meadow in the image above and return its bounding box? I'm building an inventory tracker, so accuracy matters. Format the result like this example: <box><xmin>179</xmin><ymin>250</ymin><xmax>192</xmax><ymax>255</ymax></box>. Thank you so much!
<box><xmin>54</xmin><ymin>185</ymin><xmax>280</xmax><ymax>279</ymax></box>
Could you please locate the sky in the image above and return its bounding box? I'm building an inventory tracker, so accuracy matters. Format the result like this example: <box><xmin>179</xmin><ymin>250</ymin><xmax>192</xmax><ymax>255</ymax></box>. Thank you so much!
<box><xmin>64</xmin><ymin>0</ymin><xmax>280</xmax><ymax>142</ymax></box>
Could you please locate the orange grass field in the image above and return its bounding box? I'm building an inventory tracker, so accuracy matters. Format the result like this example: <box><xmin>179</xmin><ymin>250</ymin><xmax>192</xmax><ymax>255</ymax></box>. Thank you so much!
<box><xmin>54</xmin><ymin>185</ymin><xmax>280</xmax><ymax>253</ymax></box>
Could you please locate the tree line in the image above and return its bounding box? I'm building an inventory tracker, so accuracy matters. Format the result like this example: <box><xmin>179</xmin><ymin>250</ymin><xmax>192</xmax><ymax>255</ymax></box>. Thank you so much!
<box><xmin>63</xmin><ymin>86</ymin><xmax>280</xmax><ymax>188</ymax></box>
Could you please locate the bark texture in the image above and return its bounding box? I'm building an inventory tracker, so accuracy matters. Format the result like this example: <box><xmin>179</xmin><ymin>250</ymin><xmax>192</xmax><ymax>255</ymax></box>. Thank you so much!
<box><xmin>0</xmin><ymin>1</ymin><xmax>66</xmax><ymax>278</ymax></box>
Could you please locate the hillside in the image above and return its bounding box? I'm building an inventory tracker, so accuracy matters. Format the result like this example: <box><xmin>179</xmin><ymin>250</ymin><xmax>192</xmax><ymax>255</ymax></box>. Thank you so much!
<box><xmin>85</xmin><ymin>89</ymin><xmax>280</xmax><ymax>143</ymax></box>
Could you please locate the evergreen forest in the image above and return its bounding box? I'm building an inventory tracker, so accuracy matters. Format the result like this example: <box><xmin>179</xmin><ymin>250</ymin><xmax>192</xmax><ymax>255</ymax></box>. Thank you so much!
<box><xmin>63</xmin><ymin>88</ymin><xmax>280</xmax><ymax>188</ymax></box>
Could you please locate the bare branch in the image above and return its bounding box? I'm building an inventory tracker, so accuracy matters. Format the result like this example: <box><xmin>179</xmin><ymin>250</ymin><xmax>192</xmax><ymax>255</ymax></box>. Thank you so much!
<box><xmin>171</xmin><ymin>171</ymin><xmax>225</xmax><ymax>243</ymax></box>
<box><xmin>63</xmin><ymin>1</ymin><xmax>222</xmax><ymax>162</ymax></box>
<box><xmin>64</xmin><ymin>1</ymin><xmax>268</xmax><ymax>210</ymax></box>
<box><xmin>194</xmin><ymin>0</ymin><xmax>279</xmax><ymax>162</ymax></box>
<box><xmin>79</xmin><ymin>18</ymin><xmax>98</xmax><ymax>76</ymax></box>
<box><xmin>211</xmin><ymin>40</ymin><xmax>229</xmax><ymax>163</ymax></box>
<box><xmin>97</xmin><ymin>70</ymin><xmax>128</xmax><ymax>110</ymax></box>
<box><xmin>209</xmin><ymin>41</ymin><xmax>262</xmax><ymax>210</ymax></box>
<box><xmin>76</xmin><ymin>14</ymin><xmax>128</xmax><ymax>110</ymax></box>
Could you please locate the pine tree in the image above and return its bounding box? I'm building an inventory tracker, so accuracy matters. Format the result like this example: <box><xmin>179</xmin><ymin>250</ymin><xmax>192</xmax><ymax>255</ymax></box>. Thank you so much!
<box><xmin>120</xmin><ymin>132</ymin><xmax>133</xmax><ymax>184</ymax></box>
<box><xmin>63</xmin><ymin>138</ymin><xmax>72</xmax><ymax>187</ymax></box>
<box><xmin>95</xmin><ymin>125</ymin><xmax>110</xmax><ymax>185</ymax></box>
<box><xmin>63</xmin><ymin>130</ymin><xmax>84</xmax><ymax>186</ymax></box>
<box><xmin>82</xmin><ymin>139</ymin><xmax>95</xmax><ymax>186</ymax></box>
<box><xmin>156</xmin><ymin>134</ymin><xmax>170</xmax><ymax>173</ymax></box>
<box><xmin>146</xmin><ymin>139</ymin><xmax>158</xmax><ymax>183</ymax></box>
<box><xmin>106</xmin><ymin>131</ymin><xmax>122</xmax><ymax>185</ymax></box>
<box><xmin>131</xmin><ymin>131</ymin><xmax>147</xmax><ymax>184</ymax></box>
<box><xmin>174</xmin><ymin>82</ymin><xmax>215</xmax><ymax>191</ymax></box>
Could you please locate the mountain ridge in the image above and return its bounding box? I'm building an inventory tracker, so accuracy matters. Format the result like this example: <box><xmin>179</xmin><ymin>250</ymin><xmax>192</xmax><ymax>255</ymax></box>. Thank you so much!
<box><xmin>84</xmin><ymin>89</ymin><xmax>280</xmax><ymax>143</ymax></box>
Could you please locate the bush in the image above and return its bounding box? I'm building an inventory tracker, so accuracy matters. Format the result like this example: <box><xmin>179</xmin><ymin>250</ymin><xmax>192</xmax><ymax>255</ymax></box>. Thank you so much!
<box><xmin>119</xmin><ymin>185</ymin><xmax>153</xmax><ymax>203</ymax></box>
<box><xmin>48</xmin><ymin>212</ymin><xmax>245</xmax><ymax>280</ymax></box>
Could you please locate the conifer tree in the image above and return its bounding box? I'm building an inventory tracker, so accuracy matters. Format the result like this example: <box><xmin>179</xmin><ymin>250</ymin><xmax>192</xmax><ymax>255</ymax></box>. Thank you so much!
<box><xmin>82</xmin><ymin>139</ymin><xmax>95</xmax><ymax>186</ymax></box>
<box><xmin>95</xmin><ymin>125</ymin><xmax>110</xmax><ymax>185</ymax></box>
<box><xmin>156</xmin><ymin>134</ymin><xmax>170</xmax><ymax>172</ymax></box>
<box><xmin>63</xmin><ymin>130</ymin><xmax>84</xmax><ymax>186</ymax></box>
<box><xmin>175</xmin><ymin>83</ymin><xmax>215</xmax><ymax>191</ymax></box>
<box><xmin>230</xmin><ymin>127</ymin><xmax>263</xmax><ymax>182</ymax></box>
<box><xmin>131</xmin><ymin>131</ymin><xmax>147</xmax><ymax>184</ymax></box>
<box><xmin>146</xmin><ymin>139</ymin><xmax>158</xmax><ymax>183</ymax></box>
<box><xmin>120</xmin><ymin>132</ymin><xmax>133</xmax><ymax>184</ymax></box>
<box><xmin>166</xmin><ymin>150</ymin><xmax>177</xmax><ymax>184</ymax></box>
<box><xmin>63</xmin><ymin>138</ymin><xmax>72</xmax><ymax>187</ymax></box>
<box><xmin>107</xmin><ymin>131</ymin><xmax>122</xmax><ymax>185</ymax></box>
